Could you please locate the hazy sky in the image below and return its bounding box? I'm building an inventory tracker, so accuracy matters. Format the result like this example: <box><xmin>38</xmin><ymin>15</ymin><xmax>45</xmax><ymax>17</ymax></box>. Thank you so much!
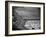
<box><xmin>13</xmin><ymin>7</ymin><xmax>40</xmax><ymax>19</ymax></box>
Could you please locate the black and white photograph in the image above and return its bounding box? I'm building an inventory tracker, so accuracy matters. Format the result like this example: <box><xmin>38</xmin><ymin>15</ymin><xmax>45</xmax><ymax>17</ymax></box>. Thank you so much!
<box><xmin>5</xmin><ymin>1</ymin><xmax>45</xmax><ymax>36</ymax></box>
<box><xmin>12</xmin><ymin>7</ymin><xmax>40</xmax><ymax>30</ymax></box>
